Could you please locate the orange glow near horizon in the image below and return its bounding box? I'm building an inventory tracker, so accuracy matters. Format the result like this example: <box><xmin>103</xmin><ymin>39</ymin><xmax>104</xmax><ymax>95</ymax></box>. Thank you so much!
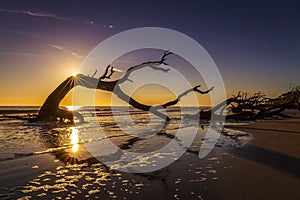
<box><xmin>0</xmin><ymin>82</ymin><xmax>283</xmax><ymax>107</ymax></box>
<box><xmin>0</xmin><ymin>4</ymin><xmax>299</xmax><ymax>110</ymax></box>
<box><xmin>0</xmin><ymin>49</ymin><xmax>82</xmax><ymax>106</ymax></box>
<box><xmin>0</xmin><ymin>50</ymin><xmax>288</xmax><ymax>107</ymax></box>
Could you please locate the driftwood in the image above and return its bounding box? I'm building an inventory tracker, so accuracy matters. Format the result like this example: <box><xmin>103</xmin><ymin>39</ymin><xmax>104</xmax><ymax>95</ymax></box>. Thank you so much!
<box><xmin>5</xmin><ymin>50</ymin><xmax>297</xmax><ymax>123</ymax></box>
<box><xmin>36</xmin><ymin>51</ymin><xmax>213</xmax><ymax>123</ymax></box>
<box><xmin>192</xmin><ymin>86</ymin><xmax>300</xmax><ymax>121</ymax></box>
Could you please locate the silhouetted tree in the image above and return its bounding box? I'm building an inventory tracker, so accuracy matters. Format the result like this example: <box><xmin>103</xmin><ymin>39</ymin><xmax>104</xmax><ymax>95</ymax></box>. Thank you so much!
<box><xmin>37</xmin><ymin>51</ymin><xmax>213</xmax><ymax>123</ymax></box>
<box><xmin>188</xmin><ymin>86</ymin><xmax>300</xmax><ymax>121</ymax></box>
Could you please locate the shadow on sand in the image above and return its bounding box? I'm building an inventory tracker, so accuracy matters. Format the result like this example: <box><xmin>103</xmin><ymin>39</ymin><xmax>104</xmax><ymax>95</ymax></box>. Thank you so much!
<box><xmin>234</xmin><ymin>144</ymin><xmax>300</xmax><ymax>178</ymax></box>
<box><xmin>226</xmin><ymin>125</ymin><xmax>300</xmax><ymax>134</ymax></box>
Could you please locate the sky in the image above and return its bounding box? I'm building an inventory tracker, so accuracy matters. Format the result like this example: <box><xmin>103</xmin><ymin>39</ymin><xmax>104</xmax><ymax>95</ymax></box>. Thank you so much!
<box><xmin>0</xmin><ymin>0</ymin><xmax>299</xmax><ymax>106</ymax></box>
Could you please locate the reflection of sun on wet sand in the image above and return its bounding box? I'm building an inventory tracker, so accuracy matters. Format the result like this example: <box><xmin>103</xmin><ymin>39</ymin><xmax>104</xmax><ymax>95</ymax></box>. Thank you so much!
<box><xmin>1</xmin><ymin>1</ymin><xmax>300</xmax><ymax>199</ymax></box>
<box><xmin>0</xmin><ymin>110</ymin><xmax>299</xmax><ymax>199</ymax></box>
<box><xmin>70</xmin><ymin>127</ymin><xmax>79</xmax><ymax>153</ymax></box>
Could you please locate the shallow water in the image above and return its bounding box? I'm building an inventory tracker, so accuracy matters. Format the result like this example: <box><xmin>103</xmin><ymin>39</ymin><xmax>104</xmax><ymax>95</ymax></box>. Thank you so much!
<box><xmin>0</xmin><ymin>106</ymin><xmax>203</xmax><ymax>161</ymax></box>
<box><xmin>0</xmin><ymin>106</ymin><xmax>252</xmax><ymax>199</ymax></box>
<box><xmin>0</xmin><ymin>106</ymin><xmax>251</xmax><ymax>163</ymax></box>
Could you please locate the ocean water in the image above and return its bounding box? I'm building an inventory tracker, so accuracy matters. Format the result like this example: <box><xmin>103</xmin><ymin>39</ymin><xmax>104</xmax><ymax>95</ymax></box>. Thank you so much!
<box><xmin>0</xmin><ymin>106</ymin><xmax>250</xmax><ymax>166</ymax></box>
<box><xmin>0</xmin><ymin>106</ymin><xmax>206</xmax><ymax>162</ymax></box>
<box><xmin>0</xmin><ymin>106</ymin><xmax>252</xmax><ymax>199</ymax></box>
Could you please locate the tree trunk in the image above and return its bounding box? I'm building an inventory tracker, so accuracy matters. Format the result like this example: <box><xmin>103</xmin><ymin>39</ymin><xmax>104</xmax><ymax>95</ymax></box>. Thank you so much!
<box><xmin>36</xmin><ymin>52</ymin><xmax>213</xmax><ymax>123</ymax></box>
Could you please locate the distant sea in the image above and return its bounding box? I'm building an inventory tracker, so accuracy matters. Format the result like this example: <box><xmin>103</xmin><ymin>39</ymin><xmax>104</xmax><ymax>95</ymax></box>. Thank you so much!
<box><xmin>0</xmin><ymin>106</ymin><xmax>40</xmax><ymax>111</ymax></box>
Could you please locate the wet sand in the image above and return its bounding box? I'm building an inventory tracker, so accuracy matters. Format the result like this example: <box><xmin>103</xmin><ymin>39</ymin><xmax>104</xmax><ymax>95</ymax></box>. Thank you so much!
<box><xmin>211</xmin><ymin>117</ymin><xmax>300</xmax><ymax>199</ymax></box>
<box><xmin>0</xmin><ymin>114</ymin><xmax>299</xmax><ymax>199</ymax></box>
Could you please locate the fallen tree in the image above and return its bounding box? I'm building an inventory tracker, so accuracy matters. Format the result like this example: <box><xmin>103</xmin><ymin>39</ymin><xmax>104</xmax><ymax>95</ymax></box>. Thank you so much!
<box><xmin>7</xmin><ymin>50</ymin><xmax>297</xmax><ymax>123</ymax></box>
<box><xmin>189</xmin><ymin>86</ymin><xmax>300</xmax><ymax>121</ymax></box>
<box><xmin>36</xmin><ymin>51</ymin><xmax>213</xmax><ymax>123</ymax></box>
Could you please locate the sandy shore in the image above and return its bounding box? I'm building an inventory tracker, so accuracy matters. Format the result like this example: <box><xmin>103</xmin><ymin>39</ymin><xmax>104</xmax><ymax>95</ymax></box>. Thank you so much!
<box><xmin>0</xmin><ymin>115</ymin><xmax>299</xmax><ymax>199</ymax></box>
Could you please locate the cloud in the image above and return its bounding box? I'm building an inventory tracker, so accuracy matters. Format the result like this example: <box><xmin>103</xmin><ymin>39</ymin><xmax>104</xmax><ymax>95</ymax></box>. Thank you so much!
<box><xmin>104</xmin><ymin>24</ymin><xmax>114</xmax><ymax>29</ymax></box>
<box><xmin>0</xmin><ymin>8</ymin><xmax>96</xmax><ymax>26</ymax></box>
<box><xmin>0</xmin><ymin>45</ymin><xmax>84</xmax><ymax>59</ymax></box>
<box><xmin>0</xmin><ymin>52</ymin><xmax>51</xmax><ymax>57</ymax></box>
<box><xmin>0</xmin><ymin>8</ymin><xmax>67</xmax><ymax>20</ymax></box>
<box><xmin>85</xmin><ymin>20</ymin><xmax>96</xmax><ymax>25</ymax></box>
<box><xmin>50</xmin><ymin>44</ymin><xmax>84</xmax><ymax>59</ymax></box>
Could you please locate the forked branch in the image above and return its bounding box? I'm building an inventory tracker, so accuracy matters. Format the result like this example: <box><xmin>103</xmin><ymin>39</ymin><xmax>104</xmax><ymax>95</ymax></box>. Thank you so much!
<box><xmin>100</xmin><ymin>65</ymin><xmax>115</xmax><ymax>80</ymax></box>
<box><xmin>118</xmin><ymin>51</ymin><xmax>171</xmax><ymax>84</ymax></box>
<box><xmin>36</xmin><ymin>51</ymin><xmax>214</xmax><ymax>123</ymax></box>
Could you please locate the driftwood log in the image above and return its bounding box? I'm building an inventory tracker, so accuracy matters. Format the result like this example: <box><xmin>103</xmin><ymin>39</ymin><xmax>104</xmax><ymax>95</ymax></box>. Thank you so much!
<box><xmin>190</xmin><ymin>86</ymin><xmax>300</xmax><ymax>121</ymax></box>
<box><xmin>36</xmin><ymin>52</ymin><xmax>213</xmax><ymax>123</ymax></box>
<box><xmin>5</xmin><ymin>49</ymin><xmax>294</xmax><ymax>123</ymax></box>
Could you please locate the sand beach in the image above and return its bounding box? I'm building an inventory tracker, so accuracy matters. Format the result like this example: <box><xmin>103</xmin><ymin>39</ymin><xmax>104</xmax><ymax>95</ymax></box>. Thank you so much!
<box><xmin>0</xmin><ymin>110</ymin><xmax>299</xmax><ymax>200</ymax></box>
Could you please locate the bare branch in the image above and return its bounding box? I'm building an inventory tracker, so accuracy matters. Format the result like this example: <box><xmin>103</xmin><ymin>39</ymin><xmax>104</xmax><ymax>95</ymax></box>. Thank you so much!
<box><xmin>100</xmin><ymin>65</ymin><xmax>115</xmax><ymax>80</ymax></box>
<box><xmin>117</xmin><ymin>51</ymin><xmax>171</xmax><ymax>84</ymax></box>
<box><xmin>159</xmin><ymin>85</ymin><xmax>213</xmax><ymax>109</ymax></box>
<box><xmin>91</xmin><ymin>70</ymin><xmax>97</xmax><ymax>78</ymax></box>
<box><xmin>36</xmin><ymin>51</ymin><xmax>215</xmax><ymax>123</ymax></box>
<box><xmin>193</xmin><ymin>85</ymin><xmax>214</xmax><ymax>94</ymax></box>
<box><xmin>159</xmin><ymin>51</ymin><xmax>173</xmax><ymax>65</ymax></box>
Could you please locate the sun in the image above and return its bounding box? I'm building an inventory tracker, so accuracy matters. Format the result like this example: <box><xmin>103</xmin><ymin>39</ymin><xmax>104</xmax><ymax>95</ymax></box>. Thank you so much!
<box><xmin>71</xmin><ymin>72</ymin><xmax>77</xmax><ymax>77</ymax></box>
